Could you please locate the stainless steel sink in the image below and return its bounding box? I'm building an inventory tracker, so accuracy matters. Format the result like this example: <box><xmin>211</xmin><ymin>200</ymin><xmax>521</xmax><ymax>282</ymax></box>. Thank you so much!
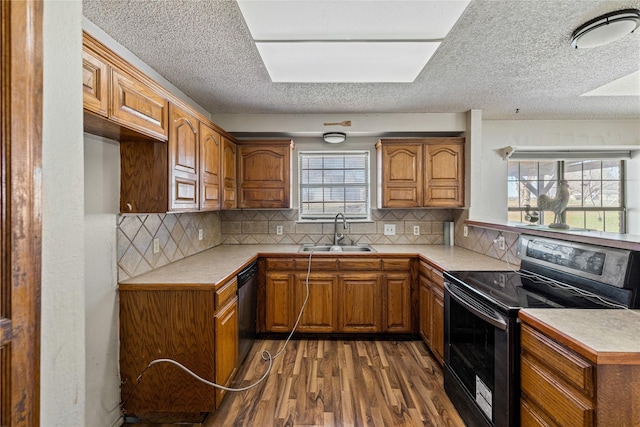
<box><xmin>298</xmin><ymin>244</ymin><xmax>375</xmax><ymax>253</ymax></box>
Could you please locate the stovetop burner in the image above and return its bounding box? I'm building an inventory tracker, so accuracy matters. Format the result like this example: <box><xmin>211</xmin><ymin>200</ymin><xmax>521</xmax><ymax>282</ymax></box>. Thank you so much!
<box><xmin>445</xmin><ymin>270</ymin><xmax>624</xmax><ymax>315</ymax></box>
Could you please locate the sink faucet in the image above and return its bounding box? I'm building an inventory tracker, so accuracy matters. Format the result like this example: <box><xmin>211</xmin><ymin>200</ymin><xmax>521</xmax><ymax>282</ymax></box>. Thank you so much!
<box><xmin>334</xmin><ymin>213</ymin><xmax>349</xmax><ymax>245</ymax></box>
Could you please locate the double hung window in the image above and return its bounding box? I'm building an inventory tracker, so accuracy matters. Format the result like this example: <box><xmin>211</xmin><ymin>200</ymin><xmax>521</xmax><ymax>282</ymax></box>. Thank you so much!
<box><xmin>298</xmin><ymin>151</ymin><xmax>370</xmax><ymax>221</ymax></box>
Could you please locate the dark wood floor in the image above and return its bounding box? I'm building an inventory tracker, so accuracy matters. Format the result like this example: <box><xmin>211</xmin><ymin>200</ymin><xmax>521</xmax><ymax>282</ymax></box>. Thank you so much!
<box><xmin>205</xmin><ymin>339</ymin><xmax>464</xmax><ymax>426</ymax></box>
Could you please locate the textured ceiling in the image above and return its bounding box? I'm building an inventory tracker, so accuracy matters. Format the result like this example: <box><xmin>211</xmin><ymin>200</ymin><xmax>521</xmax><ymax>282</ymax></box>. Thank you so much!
<box><xmin>82</xmin><ymin>0</ymin><xmax>640</xmax><ymax>120</ymax></box>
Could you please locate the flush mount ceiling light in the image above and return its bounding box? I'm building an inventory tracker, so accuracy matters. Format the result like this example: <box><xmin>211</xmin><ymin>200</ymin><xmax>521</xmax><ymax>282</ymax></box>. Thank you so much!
<box><xmin>323</xmin><ymin>132</ymin><xmax>346</xmax><ymax>144</ymax></box>
<box><xmin>571</xmin><ymin>9</ymin><xmax>640</xmax><ymax>49</ymax></box>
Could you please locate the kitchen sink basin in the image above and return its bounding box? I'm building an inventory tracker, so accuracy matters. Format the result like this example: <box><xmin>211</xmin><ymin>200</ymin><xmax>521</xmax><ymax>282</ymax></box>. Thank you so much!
<box><xmin>298</xmin><ymin>244</ymin><xmax>375</xmax><ymax>253</ymax></box>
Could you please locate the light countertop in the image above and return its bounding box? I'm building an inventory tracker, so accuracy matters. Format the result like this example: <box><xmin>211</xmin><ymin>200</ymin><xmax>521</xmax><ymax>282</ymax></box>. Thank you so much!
<box><xmin>119</xmin><ymin>244</ymin><xmax>511</xmax><ymax>286</ymax></box>
<box><xmin>520</xmin><ymin>308</ymin><xmax>640</xmax><ymax>364</ymax></box>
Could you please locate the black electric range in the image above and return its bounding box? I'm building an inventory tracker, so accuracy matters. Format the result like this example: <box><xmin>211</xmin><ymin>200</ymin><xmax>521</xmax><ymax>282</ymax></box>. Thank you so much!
<box><xmin>443</xmin><ymin>235</ymin><xmax>640</xmax><ymax>427</ymax></box>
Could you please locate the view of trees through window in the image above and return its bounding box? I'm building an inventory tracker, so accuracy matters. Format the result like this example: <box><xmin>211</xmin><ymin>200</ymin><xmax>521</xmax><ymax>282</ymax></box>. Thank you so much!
<box><xmin>508</xmin><ymin>160</ymin><xmax>625</xmax><ymax>233</ymax></box>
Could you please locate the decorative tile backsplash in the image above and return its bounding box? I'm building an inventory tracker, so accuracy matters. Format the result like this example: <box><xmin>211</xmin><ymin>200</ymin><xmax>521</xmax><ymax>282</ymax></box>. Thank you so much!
<box><xmin>117</xmin><ymin>212</ymin><xmax>221</xmax><ymax>281</ymax></box>
<box><xmin>453</xmin><ymin>211</ymin><xmax>521</xmax><ymax>266</ymax></box>
<box><xmin>221</xmin><ymin>209</ymin><xmax>454</xmax><ymax>245</ymax></box>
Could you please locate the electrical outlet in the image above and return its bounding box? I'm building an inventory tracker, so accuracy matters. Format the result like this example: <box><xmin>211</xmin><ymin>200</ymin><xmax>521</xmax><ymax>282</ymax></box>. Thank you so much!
<box><xmin>496</xmin><ymin>235</ymin><xmax>506</xmax><ymax>251</ymax></box>
<box><xmin>413</xmin><ymin>225</ymin><xmax>420</xmax><ymax>236</ymax></box>
<box><xmin>276</xmin><ymin>225</ymin><xmax>283</xmax><ymax>235</ymax></box>
<box><xmin>463</xmin><ymin>225</ymin><xmax>469</xmax><ymax>237</ymax></box>
<box><xmin>384</xmin><ymin>224</ymin><xmax>396</xmax><ymax>236</ymax></box>
<box><xmin>153</xmin><ymin>238</ymin><xmax>159</xmax><ymax>254</ymax></box>
<box><xmin>198</xmin><ymin>228</ymin><xmax>203</xmax><ymax>241</ymax></box>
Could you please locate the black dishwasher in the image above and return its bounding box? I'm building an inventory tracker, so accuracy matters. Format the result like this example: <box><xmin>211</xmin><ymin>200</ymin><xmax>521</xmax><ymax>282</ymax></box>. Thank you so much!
<box><xmin>237</xmin><ymin>260</ymin><xmax>258</xmax><ymax>364</ymax></box>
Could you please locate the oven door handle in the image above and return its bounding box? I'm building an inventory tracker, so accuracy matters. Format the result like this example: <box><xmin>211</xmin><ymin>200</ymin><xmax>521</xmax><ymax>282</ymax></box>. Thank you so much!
<box><xmin>445</xmin><ymin>282</ymin><xmax>508</xmax><ymax>331</ymax></box>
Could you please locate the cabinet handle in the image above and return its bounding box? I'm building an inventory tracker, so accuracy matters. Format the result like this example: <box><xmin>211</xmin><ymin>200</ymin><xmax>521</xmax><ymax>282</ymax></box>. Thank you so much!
<box><xmin>126</xmin><ymin>202</ymin><xmax>133</xmax><ymax>212</ymax></box>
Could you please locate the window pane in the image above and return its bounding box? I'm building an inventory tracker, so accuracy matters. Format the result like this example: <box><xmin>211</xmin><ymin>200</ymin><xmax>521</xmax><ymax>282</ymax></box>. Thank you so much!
<box><xmin>585</xmin><ymin>211</ymin><xmax>605</xmax><ymax>232</ymax></box>
<box><xmin>508</xmin><ymin>211</ymin><xmax>522</xmax><ymax>222</ymax></box>
<box><xmin>602</xmin><ymin>160</ymin><xmax>621</xmax><ymax>179</ymax></box>
<box><xmin>565</xmin><ymin>211</ymin><xmax>585</xmax><ymax>229</ymax></box>
<box><xmin>582</xmin><ymin>181</ymin><xmax>601</xmax><ymax>207</ymax></box>
<box><xmin>602</xmin><ymin>181</ymin><xmax>621</xmax><ymax>206</ymax></box>
<box><xmin>564</xmin><ymin>161</ymin><xmax>583</xmax><ymax>180</ymax></box>
<box><xmin>507</xmin><ymin>162</ymin><xmax>519</xmax><ymax>181</ymax></box>
<box><xmin>507</xmin><ymin>181</ymin><xmax>520</xmax><ymax>207</ymax></box>
<box><xmin>566</xmin><ymin>181</ymin><xmax>582</xmax><ymax>207</ymax></box>
<box><xmin>539</xmin><ymin>162</ymin><xmax>557</xmax><ymax>181</ymax></box>
<box><xmin>582</xmin><ymin>160</ymin><xmax>601</xmax><ymax>180</ymax></box>
<box><xmin>604</xmin><ymin>211</ymin><xmax>622</xmax><ymax>233</ymax></box>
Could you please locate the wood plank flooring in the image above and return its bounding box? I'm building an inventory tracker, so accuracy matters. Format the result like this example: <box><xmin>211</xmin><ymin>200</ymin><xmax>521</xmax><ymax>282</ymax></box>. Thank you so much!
<box><xmin>205</xmin><ymin>339</ymin><xmax>464</xmax><ymax>426</ymax></box>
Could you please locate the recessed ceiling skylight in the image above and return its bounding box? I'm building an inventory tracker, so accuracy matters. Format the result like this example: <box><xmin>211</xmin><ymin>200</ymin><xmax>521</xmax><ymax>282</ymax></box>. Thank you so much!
<box><xmin>256</xmin><ymin>41</ymin><xmax>440</xmax><ymax>83</ymax></box>
<box><xmin>236</xmin><ymin>0</ymin><xmax>470</xmax><ymax>83</ymax></box>
<box><xmin>581</xmin><ymin>70</ymin><xmax>640</xmax><ymax>96</ymax></box>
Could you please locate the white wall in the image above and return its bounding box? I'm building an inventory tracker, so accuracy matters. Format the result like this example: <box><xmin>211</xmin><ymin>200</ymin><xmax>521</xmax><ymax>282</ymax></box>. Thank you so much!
<box><xmin>84</xmin><ymin>134</ymin><xmax>121</xmax><ymax>426</ymax></box>
<box><xmin>476</xmin><ymin>119</ymin><xmax>640</xmax><ymax>233</ymax></box>
<box><xmin>42</xmin><ymin>0</ymin><xmax>86</xmax><ymax>425</ymax></box>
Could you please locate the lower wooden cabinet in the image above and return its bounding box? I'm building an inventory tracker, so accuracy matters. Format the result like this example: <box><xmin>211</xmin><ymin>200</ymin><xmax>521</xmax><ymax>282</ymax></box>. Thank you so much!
<box><xmin>295</xmin><ymin>273</ymin><xmax>337</xmax><ymax>333</ymax></box>
<box><xmin>265</xmin><ymin>272</ymin><xmax>295</xmax><ymax>332</ymax></box>
<box><xmin>419</xmin><ymin>261</ymin><xmax>445</xmax><ymax>364</ymax></box>
<box><xmin>339</xmin><ymin>273</ymin><xmax>382</xmax><ymax>333</ymax></box>
<box><xmin>262</xmin><ymin>256</ymin><xmax>413</xmax><ymax>334</ymax></box>
<box><xmin>214</xmin><ymin>296</ymin><xmax>238</xmax><ymax>406</ymax></box>
<box><xmin>519</xmin><ymin>317</ymin><xmax>640</xmax><ymax>427</ymax></box>
<box><xmin>119</xmin><ymin>279</ymin><xmax>238</xmax><ymax>421</ymax></box>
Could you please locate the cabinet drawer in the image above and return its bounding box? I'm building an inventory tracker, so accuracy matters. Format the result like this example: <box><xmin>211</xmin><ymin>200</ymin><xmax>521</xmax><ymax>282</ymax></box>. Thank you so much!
<box><xmin>520</xmin><ymin>397</ymin><xmax>555</xmax><ymax>427</ymax></box>
<box><xmin>381</xmin><ymin>258</ymin><xmax>411</xmax><ymax>271</ymax></box>
<box><xmin>521</xmin><ymin>324</ymin><xmax>594</xmax><ymax>397</ymax></box>
<box><xmin>521</xmin><ymin>356</ymin><xmax>594</xmax><ymax>427</ymax></box>
<box><xmin>110</xmin><ymin>68</ymin><xmax>168</xmax><ymax>140</ymax></box>
<box><xmin>338</xmin><ymin>258</ymin><xmax>381</xmax><ymax>271</ymax></box>
<box><xmin>308</xmin><ymin>258</ymin><xmax>339</xmax><ymax>271</ymax></box>
<box><xmin>419</xmin><ymin>262</ymin><xmax>432</xmax><ymax>277</ymax></box>
<box><xmin>215</xmin><ymin>278</ymin><xmax>237</xmax><ymax>310</ymax></box>
<box><xmin>264</xmin><ymin>258</ymin><xmax>295</xmax><ymax>270</ymax></box>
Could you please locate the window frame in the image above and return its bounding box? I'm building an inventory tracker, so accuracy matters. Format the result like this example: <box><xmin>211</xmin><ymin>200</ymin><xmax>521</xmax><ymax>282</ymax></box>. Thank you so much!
<box><xmin>507</xmin><ymin>159</ymin><xmax>626</xmax><ymax>233</ymax></box>
<box><xmin>298</xmin><ymin>150</ymin><xmax>371</xmax><ymax>222</ymax></box>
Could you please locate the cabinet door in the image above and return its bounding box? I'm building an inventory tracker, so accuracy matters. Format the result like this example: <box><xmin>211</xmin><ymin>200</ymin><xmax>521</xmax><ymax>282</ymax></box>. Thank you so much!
<box><xmin>265</xmin><ymin>272</ymin><xmax>294</xmax><ymax>332</ymax></box>
<box><xmin>431</xmin><ymin>284</ymin><xmax>445</xmax><ymax>364</ymax></box>
<box><xmin>199</xmin><ymin>122</ymin><xmax>221</xmax><ymax>210</ymax></box>
<box><xmin>419</xmin><ymin>275</ymin><xmax>432</xmax><ymax>345</ymax></box>
<box><xmin>82</xmin><ymin>48</ymin><xmax>108</xmax><ymax>116</ymax></box>
<box><xmin>214</xmin><ymin>297</ymin><xmax>238</xmax><ymax>407</ymax></box>
<box><xmin>110</xmin><ymin>68</ymin><xmax>168</xmax><ymax>140</ymax></box>
<box><xmin>221</xmin><ymin>137</ymin><xmax>237</xmax><ymax>209</ymax></box>
<box><xmin>385</xmin><ymin>272</ymin><xmax>412</xmax><ymax>332</ymax></box>
<box><xmin>169</xmin><ymin>104</ymin><xmax>199</xmax><ymax>211</ymax></box>
<box><xmin>295</xmin><ymin>273</ymin><xmax>337</xmax><ymax>333</ymax></box>
<box><xmin>339</xmin><ymin>273</ymin><xmax>382</xmax><ymax>332</ymax></box>
<box><xmin>424</xmin><ymin>143</ymin><xmax>464</xmax><ymax>207</ymax></box>
<box><xmin>237</xmin><ymin>143</ymin><xmax>291</xmax><ymax>208</ymax></box>
<box><xmin>379</xmin><ymin>143</ymin><xmax>422</xmax><ymax>208</ymax></box>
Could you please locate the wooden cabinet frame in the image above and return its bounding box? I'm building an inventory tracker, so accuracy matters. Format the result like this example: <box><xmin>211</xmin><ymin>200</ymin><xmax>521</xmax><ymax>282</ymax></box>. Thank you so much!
<box><xmin>377</xmin><ymin>138</ymin><xmax>465</xmax><ymax>208</ymax></box>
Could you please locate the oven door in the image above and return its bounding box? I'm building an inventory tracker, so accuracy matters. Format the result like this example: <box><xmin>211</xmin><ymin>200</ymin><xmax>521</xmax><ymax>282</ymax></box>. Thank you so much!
<box><xmin>444</xmin><ymin>281</ymin><xmax>518</xmax><ymax>427</ymax></box>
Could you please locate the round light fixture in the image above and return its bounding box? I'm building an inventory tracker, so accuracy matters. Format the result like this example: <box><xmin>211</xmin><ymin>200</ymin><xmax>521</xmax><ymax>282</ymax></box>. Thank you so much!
<box><xmin>571</xmin><ymin>9</ymin><xmax>640</xmax><ymax>49</ymax></box>
<box><xmin>323</xmin><ymin>132</ymin><xmax>346</xmax><ymax>144</ymax></box>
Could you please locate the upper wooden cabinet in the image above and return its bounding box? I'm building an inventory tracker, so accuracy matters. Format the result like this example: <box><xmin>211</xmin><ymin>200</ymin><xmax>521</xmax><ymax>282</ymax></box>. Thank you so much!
<box><xmin>236</xmin><ymin>140</ymin><xmax>293</xmax><ymax>209</ymax></box>
<box><xmin>199</xmin><ymin>122</ymin><xmax>222</xmax><ymax>210</ymax></box>
<box><xmin>82</xmin><ymin>47</ymin><xmax>108</xmax><ymax>117</ymax></box>
<box><xmin>169</xmin><ymin>104</ymin><xmax>199</xmax><ymax>211</ymax></box>
<box><xmin>110</xmin><ymin>68</ymin><xmax>169</xmax><ymax>141</ymax></box>
<box><xmin>82</xmin><ymin>31</ymin><xmax>234</xmax><ymax>213</ymax></box>
<box><xmin>377</xmin><ymin>138</ymin><xmax>465</xmax><ymax>208</ymax></box>
<box><xmin>221</xmin><ymin>137</ymin><xmax>237</xmax><ymax>210</ymax></box>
